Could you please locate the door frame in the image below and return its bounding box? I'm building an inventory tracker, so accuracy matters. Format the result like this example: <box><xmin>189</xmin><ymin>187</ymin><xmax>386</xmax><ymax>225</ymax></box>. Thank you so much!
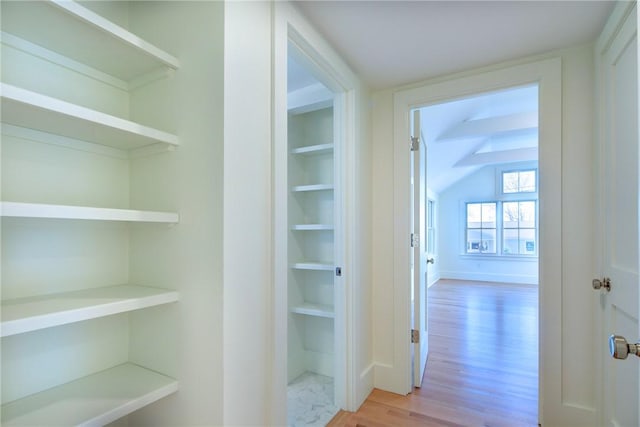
<box><xmin>390</xmin><ymin>58</ymin><xmax>562</xmax><ymax>424</ymax></box>
<box><xmin>271</xmin><ymin>2</ymin><xmax>361</xmax><ymax>424</ymax></box>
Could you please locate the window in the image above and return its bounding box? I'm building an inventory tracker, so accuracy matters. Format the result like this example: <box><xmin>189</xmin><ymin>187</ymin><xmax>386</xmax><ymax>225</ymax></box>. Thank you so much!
<box><xmin>427</xmin><ymin>199</ymin><xmax>435</xmax><ymax>254</ymax></box>
<box><xmin>503</xmin><ymin>169</ymin><xmax>536</xmax><ymax>193</ymax></box>
<box><xmin>466</xmin><ymin>202</ymin><xmax>496</xmax><ymax>254</ymax></box>
<box><xmin>503</xmin><ymin>201</ymin><xmax>537</xmax><ymax>255</ymax></box>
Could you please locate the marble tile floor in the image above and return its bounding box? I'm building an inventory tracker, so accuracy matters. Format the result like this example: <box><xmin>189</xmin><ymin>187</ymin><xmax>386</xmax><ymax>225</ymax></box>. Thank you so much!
<box><xmin>287</xmin><ymin>372</ymin><xmax>338</xmax><ymax>427</ymax></box>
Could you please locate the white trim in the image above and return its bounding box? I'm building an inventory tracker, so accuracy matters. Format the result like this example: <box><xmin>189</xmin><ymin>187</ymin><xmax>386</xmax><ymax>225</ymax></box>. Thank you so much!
<box><xmin>440</xmin><ymin>271</ymin><xmax>538</xmax><ymax>285</ymax></box>
<box><xmin>272</xmin><ymin>2</ymin><xmax>364</xmax><ymax>422</ymax></box>
<box><xmin>389</xmin><ymin>57</ymin><xmax>562</xmax><ymax>427</ymax></box>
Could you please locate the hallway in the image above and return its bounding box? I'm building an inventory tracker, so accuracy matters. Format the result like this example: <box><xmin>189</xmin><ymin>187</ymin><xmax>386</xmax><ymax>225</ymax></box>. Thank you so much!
<box><xmin>329</xmin><ymin>279</ymin><xmax>538</xmax><ymax>426</ymax></box>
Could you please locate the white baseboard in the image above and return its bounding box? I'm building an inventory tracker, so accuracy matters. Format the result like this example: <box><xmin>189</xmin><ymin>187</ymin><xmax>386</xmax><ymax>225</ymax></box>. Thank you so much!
<box><xmin>440</xmin><ymin>270</ymin><xmax>537</xmax><ymax>285</ymax></box>
<box><xmin>353</xmin><ymin>363</ymin><xmax>375</xmax><ymax>411</ymax></box>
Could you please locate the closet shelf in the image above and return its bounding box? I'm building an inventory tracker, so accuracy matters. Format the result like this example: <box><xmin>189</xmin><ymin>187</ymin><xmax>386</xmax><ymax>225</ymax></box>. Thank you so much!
<box><xmin>291</xmin><ymin>224</ymin><xmax>334</xmax><ymax>231</ymax></box>
<box><xmin>1</xmin><ymin>363</ymin><xmax>178</xmax><ymax>426</ymax></box>
<box><xmin>291</xmin><ymin>262</ymin><xmax>334</xmax><ymax>271</ymax></box>
<box><xmin>1</xmin><ymin>84</ymin><xmax>180</xmax><ymax>150</ymax></box>
<box><xmin>290</xmin><ymin>143</ymin><xmax>334</xmax><ymax>155</ymax></box>
<box><xmin>2</xmin><ymin>285</ymin><xmax>179</xmax><ymax>337</ymax></box>
<box><xmin>1</xmin><ymin>0</ymin><xmax>180</xmax><ymax>82</ymax></box>
<box><xmin>291</xmin><ymin>184</ymin><xmax>334</xmax><ymax>193</ymax></box>
<box><xmin>0</xmin><ymin>202</ymin><xmax>179</xmax><ymax>223</ymax></box>
<box><xmin>290</xmin><ymin>303</ymin><xmax>334</xmax><ymax>319</ymax></box>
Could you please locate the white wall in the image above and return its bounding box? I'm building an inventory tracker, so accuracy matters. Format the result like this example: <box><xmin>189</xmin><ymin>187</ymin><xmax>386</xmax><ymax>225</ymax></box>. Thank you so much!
<box><xmin>223</xmin><ymin>2</ymin><xmax>373</xmax><ymax>424</ymax></box>
<box><xmin>372</xmin><ymin>44</ymin><xmax>596</xmax><ymax>420</ymax></box>
<box><xmin>426</xmin><ymin>187</ymin><xmax>440</xmax><ymax>287</ymax></box>
<box><xmin>438</xmin><ymin>161</ymin><xmax>538</xmax><ymax>285</ymax></box>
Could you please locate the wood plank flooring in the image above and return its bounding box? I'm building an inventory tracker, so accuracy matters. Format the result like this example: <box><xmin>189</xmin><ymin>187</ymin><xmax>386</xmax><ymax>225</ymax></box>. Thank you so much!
<box><xmin>328</xmin><ymin>279</ymin><xmax>538</xmax><ymax>427</ymax></box>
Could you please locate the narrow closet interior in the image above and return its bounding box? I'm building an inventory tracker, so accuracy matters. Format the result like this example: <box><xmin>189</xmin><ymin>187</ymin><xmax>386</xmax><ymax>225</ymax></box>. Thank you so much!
<box><xmin>285</xmin><ymin>49</ymin><xmax>342</xmax><ymax>427</ymax></box>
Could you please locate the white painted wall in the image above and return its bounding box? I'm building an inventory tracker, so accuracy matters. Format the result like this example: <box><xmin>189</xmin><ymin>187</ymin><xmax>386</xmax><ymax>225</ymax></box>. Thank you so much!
<box><xmin>222</xmin><ymin>2</ymin><xmax>272</xmax><ymax>425</ymax></box>
<box><xmin>438</xmin><ymin>161</ymin><xmax>538</xmax><ymax>285</ymax></box>
<box><xmin>126</xmin><ymin>2</ymin><xmax>225</xmax><ymax>425</ymax></box>
<box><xmin>426</xmin><ymin>187</ymin><xmax>440</xmax><ymax>287</ymax></box>
<box><xmin>372</xmin><ymin>44</ymin><xmax>597</xmax><ymax>422</ymax></box>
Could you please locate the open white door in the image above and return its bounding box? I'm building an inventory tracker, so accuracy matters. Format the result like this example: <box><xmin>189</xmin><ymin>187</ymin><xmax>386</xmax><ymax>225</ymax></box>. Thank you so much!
<box><xmin>411</xmin><ymin>109</ymin><xmax>428</xmax><ymax>387</ymax></box>
<box><xmin>597</xmin><ymin>3</ymin><xmax>639</xmax><ymax>426</ymax></box>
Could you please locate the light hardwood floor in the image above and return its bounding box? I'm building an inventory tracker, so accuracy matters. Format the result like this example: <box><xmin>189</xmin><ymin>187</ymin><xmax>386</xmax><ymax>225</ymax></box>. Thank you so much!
<box><xmin>328</xmin><ymin>279</ymin><xmax>538</xmax><ymax>427</ymax></box>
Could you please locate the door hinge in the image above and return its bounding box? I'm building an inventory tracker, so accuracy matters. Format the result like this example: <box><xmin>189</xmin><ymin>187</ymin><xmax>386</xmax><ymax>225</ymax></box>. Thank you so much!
<box><xmin>410</xmin><ymin>136</ymin><xmax>419</xmax><ymax>151</ymax></box>
<box><xmin>411</xmin><ymin>329</ymin><xmax>420</xmax><ymax>344</ymax></box>
<box><xmin>410</xmin><ymin>233</ymin><xmax>419</xmax><ymax>247</ymax></box>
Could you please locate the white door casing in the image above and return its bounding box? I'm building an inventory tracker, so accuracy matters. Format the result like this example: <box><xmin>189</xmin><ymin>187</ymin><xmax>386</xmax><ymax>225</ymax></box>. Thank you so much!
<box><xmin>387</xmin><ymin>57</ymin><xmax>595</xmax><ymax>425</ymax></box>
<box><xmin>596</xmin><ymin>3</ymin><xmax>639</xmax><ymax>426</ymax></box>
<box><xmin>411</xmin><ymin>109</ymin><xmax>428</xmax><ymax>387</ymax></box>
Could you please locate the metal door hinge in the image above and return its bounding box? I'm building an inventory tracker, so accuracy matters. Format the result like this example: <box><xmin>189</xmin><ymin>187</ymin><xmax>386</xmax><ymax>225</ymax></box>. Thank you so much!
<box><xmin>592</xmin><ymin>277</ymin><xmax>611</xmax><ymax>292</ymax></box>
<box><xmin>335</xmin><ymin>267</ymin><xmax>342</xmax><ymax>277</ymax></box>
<box><xmin>410</xmin><ymin>136</ymin><xmax>419</xmax><ymax>151</ymax></box>
<box><xmin>411</xmin><ymin>329</ymin><xmax>420</xmax><ymax>343</ymax></box>
<box><xmin>410</xmin><ymin>233</ymin><xmax>419</xmax><ymax>247</ymax></box>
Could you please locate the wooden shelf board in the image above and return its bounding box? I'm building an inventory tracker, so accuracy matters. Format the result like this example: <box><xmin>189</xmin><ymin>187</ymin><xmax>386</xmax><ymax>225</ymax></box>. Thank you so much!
<box><xmin>1</xmin><ymin>363</ymin><xmax>178</xmax><ymax>426</ymax></box>
<box><xmin>291</xmin><ymin>184</ymin><xmax>334</xmax><ymax>193</ymax></box>
<box><xmin>291</xmin><ymin>303</ymin><xmax>335</xmax><ymax>319</ymax></box>
<box><xmin>0</xmin><ymin>202</ymin><xmax>179</xmax><ymax>223</ymax></box>
<box><xmin>2</xmin><ymin>285</ymin><xmax>179</xmax><ymax>337</ymax></box>
<box><xmin>1</xmin><ymin>0</ymin><xmax>180</xmax><ymax>82</ymax></box>
<box><xmin>1</xmin><ymin>84</ymin><xmax>179</xmax><ymax>150</ymax></box>
<box><xmin>290</xmin><ymin>143</ymin><xmax>334</xmax><ymax>155</ymax></box>
<box><xmin>291</xmin><ymin>224</ymin><xmax>334</xmax><ymax>231</ymax></box>
<box><xmin>292</xmin><ymin>262</ymin><xmax>334</xmax><ymax>271</ymax></box>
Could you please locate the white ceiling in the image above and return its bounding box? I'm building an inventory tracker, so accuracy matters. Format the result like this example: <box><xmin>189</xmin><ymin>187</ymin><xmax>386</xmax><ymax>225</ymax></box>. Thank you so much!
<box><xmin>289</xmin><ymin>1</ymin><xmax>614</xmax><ymax>192</ymax></box>
<box><xmin>294</xmin><ymin>1</ymin><xmax>615</xmax><ymax>90</ymax></box>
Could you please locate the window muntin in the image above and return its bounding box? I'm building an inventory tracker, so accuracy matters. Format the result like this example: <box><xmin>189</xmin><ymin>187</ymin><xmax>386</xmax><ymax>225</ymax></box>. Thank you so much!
<box><xmin>503</xmin><ymin>169</ymin><xmax>536</xmax><ymax>194</ymax></box>
<box><xmin>502</xmin><ymin>201</ymin><xmax>537</xmax><ymax>255</ymax></box>
<box><xmin>466</xmin><ymin>202</ymin><xmax>496</xmax><ymax>254</ymax></box>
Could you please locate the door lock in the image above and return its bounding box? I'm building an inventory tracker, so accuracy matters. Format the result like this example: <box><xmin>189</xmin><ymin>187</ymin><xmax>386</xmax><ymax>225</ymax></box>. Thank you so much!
<box><xmin>592</xmin><ymin>277</ymin><xmax>611</xmax><ymax>292</ymax></box>
<box><xmin>609</xmin><ymin>335</ymin><xmax>640</xmax><ymax>360</ymax></box>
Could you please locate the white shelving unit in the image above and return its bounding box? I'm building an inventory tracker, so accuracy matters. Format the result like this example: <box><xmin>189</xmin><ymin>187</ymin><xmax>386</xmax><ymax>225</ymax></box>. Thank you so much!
<box><xmin>2</xmin><ymin>285</ymin><xmax>179</xmax><ymax>337</ymax></box>
<box><xmin>0</xmin><ymin>202</ymin><xmax>179</xmax><ymax>223</ymax></box>
<box><xmin>1</xmin><ymin>1</ymin><xmax>184</xmax><ymax>424</ymax></box>
<box><xmin>287</xmin><ymin>102</ymin><xmax>338</xmax><ymax>390</ymax></box>
<box><xmin>1</xmin><ymin>0</ymin><xmax>180</xmax><ymax>82</ymax></box>
<box><xmin>291</xmin><ymin>184</ymin><xmax>334</xmax><ymax>193</ymax></box>
<box><xmin>291</xmin><ymin>224</ymin><xmax>334</xmax><ymax>231</ymax></box>
<box><xmin>1</xmin><ymin>84</ymin><xmax>180</xmax><ymax>150</ymax></box>
<box><xmin>1</xmin><ymin>363</ymin><xmax>178</xmax><ymax>427</ymax></box>
<box><xmin>290</xmin><ymin>303</ymin><xmax>334</xmax><ymax>319</ymax></box>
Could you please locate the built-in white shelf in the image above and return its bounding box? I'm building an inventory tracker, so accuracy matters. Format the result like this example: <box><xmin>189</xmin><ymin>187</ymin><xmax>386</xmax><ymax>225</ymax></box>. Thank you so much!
<box><xmin>1</xmin><ymin>363</ymin><xmax>178</xmax><ymax>426</ymax></box>
<box><xmin>290</xmin><ymin>303</ymin><xmax>334</xmax><ymax>319</ymax></box>
<box><xmin>291</xmin><ymin>184</ymin><xmax>334</xmax><ymax>193</ymax></box>
<box><xmin>2</xmin><ymin>285</ymin><xmax>179</xmax><ymax>337</ymax></box>
<box><xmin>0</xmin><ymin>202</ymin><xmax>179</xmax><ymax>223</ymax></box>
<box><xmin>290</xmin><ymin>143</ymin><xmax>334</xmax><ymax>156</ymax></box>
<box><xmin>1</xmin><ymin>84</ymin><xmax>180</xmax><ymax>151</ymax></box>
<box><xmin>1</xmin><ymin>0</ymin><xmax>180</xmax><ymax>82</ymax></box>
<box><xmin>292</xmin><ymin>262</ymin><xmax>334</xmax><ymax>271</ymax></box>
<box><xmin>291</xmin><ymin>224</ymin><xmax>334</xmax><ymax>231</ymax></box>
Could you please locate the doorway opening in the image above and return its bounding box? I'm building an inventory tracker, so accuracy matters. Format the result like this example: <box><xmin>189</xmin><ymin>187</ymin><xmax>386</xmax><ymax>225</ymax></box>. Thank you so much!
<box><xmin>411</xmin><ymin>85</ymin><xmax>539</xmax><ymax>421</ymax></box>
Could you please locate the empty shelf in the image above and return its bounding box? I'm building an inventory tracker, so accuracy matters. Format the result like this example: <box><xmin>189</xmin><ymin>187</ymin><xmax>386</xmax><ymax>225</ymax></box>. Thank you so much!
<box><xmin>2</xmin><ymin>285</ymin><xmax>179</xmax><ymax>337</ymax></box>
<box><xmin>0</xmin><ymin>202</ymin><xmax>179</xmax><ymax>223</ymax></box>
<box><xmin>291</xmin><ymin>184</ymin><xmax>334</xmax><ymax>193</ymax></box>
<box><xmin>1</xmin><ymin>363</ymin><xmax>178</xmax><ymax>426</ymax></box>
<box><xmin>1</xmin><ymin>84</ymin><xmax>180</xmax><ymax>150</ymax></box>
<box><xmin>290</xmin><ymin>143</ymin><xmax>334</xmax><ymax>155</ymax></box>
<box><xmin>290</xmin><ymin>303</ymin><xmax>334</xmax><ymax>319</ymax></box>
<box><xmin>291</xmin><ymin>224</ymin><xmax>334</xmax><ymax>231</ymax></box>
<box><xmin>1</xmin><ymin>0</ymin><xmax>180</xmax><ymax>82</ymax></box>
<box><xmin>291</xmin><ymin>262</ymin><xmax>334</xmax><ymax>271</ymax></box>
